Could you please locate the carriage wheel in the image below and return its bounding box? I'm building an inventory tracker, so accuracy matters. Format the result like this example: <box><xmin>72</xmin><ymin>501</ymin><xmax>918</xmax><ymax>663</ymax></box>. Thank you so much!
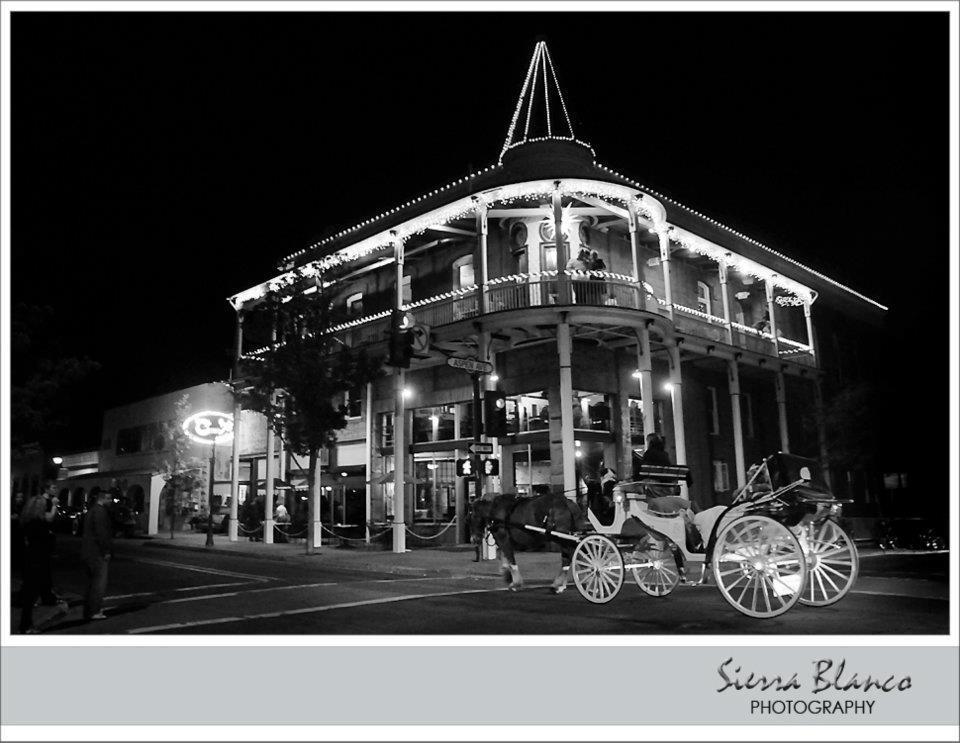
<box><xmin>796</xmin><ymin>520</ymin><xmax>859</xmax><ymax>606</ymax></box>
<box><xmin>630</xmin><ymin>547</ymin><xmax>681</xmax><ymax>597</ymax></box>
<box><xmin>712</xmin><ymin>515</ymin><xmax>807</xmax><ymax>619</ymax></box>
<box><xmin>572</xmin><ymin>535</ymin><xmax>624</xmax><ymax>604</ymax></box>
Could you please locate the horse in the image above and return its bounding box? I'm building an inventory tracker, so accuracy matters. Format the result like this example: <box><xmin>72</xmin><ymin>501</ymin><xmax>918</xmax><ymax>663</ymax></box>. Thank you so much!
<box><xmin>468</xmin><ymin>492</ymin><xmax>585</xmax><ymax>593</ymax></box>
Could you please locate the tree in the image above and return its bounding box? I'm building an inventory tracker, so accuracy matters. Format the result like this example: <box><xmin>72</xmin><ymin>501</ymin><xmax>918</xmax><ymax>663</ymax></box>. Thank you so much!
<box><xmin>241</xmin><ymin>274</ymin><xmax>382</xmax><ymax>553</ymax></box>
<box><xmin>158</xmin><ymin>395</ymin><xmax>205</xmax><ymax>539</ymax></box>
<box><xmin>10</xmin><ymin>303</ymin><xmax>100</xmax><ymax>450</ymax></box>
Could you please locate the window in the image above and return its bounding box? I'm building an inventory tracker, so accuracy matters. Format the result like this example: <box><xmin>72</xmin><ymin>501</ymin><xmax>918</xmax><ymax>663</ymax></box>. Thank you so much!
<box><xmin>505</xmin><ymin>391</ymin><xmax>550</xmax><ymax>434</ymax></box>
<box><xmin>628</xmin><ymin>397</ymin><xmax>644</xmax><ymax>441</ymax></box>
<box><xmin>452</xmin><ymin>255</ymin><xmax>475</xmax><ymax>290</ymax></box>
<box><xmin>116</xmin><ymin>427</ymin><xmax>142</xmax><ymax>455</ymax></box>
<box><xmin>345</xmin><ymin>292</ymin><xmax>363</xmax><ymax>317</ymax></box>
<box><xmin>743</xmin><ymin>393</ymin><xmax>755</xmax><ymax>438</ymax></box>
<box><xmin>697</xmin><ymin>281</ymin><xmax>712</xmax><ymax>315</ymax></box>
<box><xmin>344</xmin><ymin>388</ymin><xmax>362</xmax><ymax>419</ymax></box>
<box><xmin>401</xmin><ymin>274</ymin><xmax>412</xmax><ymax>304</ymax></box>
<box><xmin>412</xmin><ymin>406</ymin><xmax>456</xmax><ymax>444</ymax></box>
<box><xmin>541</xmin><ymin>244</ymin><xmax>557</xmax><ymax>272</ymax></box>
<box><xmin>573</xmin><ymin>391</ymin><xmax>612</xmax><ymax>431</ymax></box>
<box><xmin>712</xmin><ymin>460</ymin><xmax>731</xmax><ymax>492</ymax></box>
<box><xmin>706</xmin><ymin>385</ymin><xmax>719</xmax><ymax>435</ymax></box>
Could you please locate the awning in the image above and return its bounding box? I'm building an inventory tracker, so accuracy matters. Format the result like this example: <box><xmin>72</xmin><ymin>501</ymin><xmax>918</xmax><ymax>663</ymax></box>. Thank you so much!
<box><xmin>368</xmin><ymin>470</ymin><xmax>429</xmax><ymax>486</ymax></box>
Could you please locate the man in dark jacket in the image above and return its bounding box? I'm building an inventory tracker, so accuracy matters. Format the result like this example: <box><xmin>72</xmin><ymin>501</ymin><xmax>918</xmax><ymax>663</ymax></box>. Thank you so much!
<box><xmin>17</xmin><ymin>480</ymin><xmax>62</xmax><ymax>633</ymax></box>
<box><xmin>81</xmin><ymin>488</ymin><xmax>113</xmax><ymax>621</ymax></box>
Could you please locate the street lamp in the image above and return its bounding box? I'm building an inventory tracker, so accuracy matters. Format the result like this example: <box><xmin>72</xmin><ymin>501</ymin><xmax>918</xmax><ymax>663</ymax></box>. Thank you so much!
<box><xmin>52</xmin><ymin>456</ymin><xmax>63</xmax><ymax>466</ymax></box>
<box><xmin>182</xmin><ymin>410</ymin><xmax>234</xmax><ymax>548</ymax></box>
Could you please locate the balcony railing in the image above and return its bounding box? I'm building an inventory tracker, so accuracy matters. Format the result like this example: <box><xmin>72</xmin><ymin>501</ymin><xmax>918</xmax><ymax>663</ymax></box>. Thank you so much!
<box><xmin>324</xmin><ymin>272</ymin><xmax>815</xmax><ymax>368</ymax></box>
<box><xmin>485</xmin><ymin>271</ymin><xmax>643</xmax><ymax>313</ymax></box>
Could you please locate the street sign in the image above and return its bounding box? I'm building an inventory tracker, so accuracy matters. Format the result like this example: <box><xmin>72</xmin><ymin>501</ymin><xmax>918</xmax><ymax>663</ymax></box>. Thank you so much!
<box><xmin>468</xmin><ymin>442</ymin><xmax>494</xmax><ymax>455</ymax></box>
<box><xmin>446</xmin><ymin>356</ymin><xmax>493</xmax><ymax>375</ymax></box>
<box><xmin>410</xmin><ymin>323</ymin><xmax>431</xmax><ymax>353</ymax></box>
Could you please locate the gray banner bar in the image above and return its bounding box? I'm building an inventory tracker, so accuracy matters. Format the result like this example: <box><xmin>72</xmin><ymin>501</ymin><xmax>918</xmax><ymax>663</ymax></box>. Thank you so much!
<box><xmin>2</xmin><ymin>646</ymin><xmax>957</xmax><ymax>725</ymax></box>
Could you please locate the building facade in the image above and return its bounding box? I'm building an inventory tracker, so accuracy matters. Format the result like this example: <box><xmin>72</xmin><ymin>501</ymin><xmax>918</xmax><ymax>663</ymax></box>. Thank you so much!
<box><xmin>228</xmin><ymin>42</ymin><xmax>887</xmax><ymax>550</ymax></box>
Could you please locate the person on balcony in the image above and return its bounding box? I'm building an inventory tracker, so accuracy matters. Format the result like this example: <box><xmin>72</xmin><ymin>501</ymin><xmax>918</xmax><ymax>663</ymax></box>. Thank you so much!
<box><xmin>588</xmin><ymin>250</ymin><xmax>608</xmax><ymax>304</ymax></box>
<box><xmin>565</xmin><ymin>248</ymin><xmax>590</xmax><ymax>303</ymax></box>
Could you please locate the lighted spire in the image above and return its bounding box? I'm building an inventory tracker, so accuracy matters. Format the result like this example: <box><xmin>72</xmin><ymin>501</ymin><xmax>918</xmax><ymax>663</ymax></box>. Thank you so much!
<box><xmin>500</xmin><ymin>40</ymin><xmax>587</xmax><ymax>162</ymax></box>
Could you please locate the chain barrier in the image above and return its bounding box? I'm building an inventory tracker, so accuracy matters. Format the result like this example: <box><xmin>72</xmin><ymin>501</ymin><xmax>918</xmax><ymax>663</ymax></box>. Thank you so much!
<box><xmin>237</xmin><ymin>523</ymin><xmax>263</xmax><ymax>536</ymax></box>
<box><xmin>273</xmin><ymin>523</ymin><xmax>307</xmax><ymax>538</ymax></box>
<box><xmin>318</xmin><ymin>523</ymin><xmax>392</xmax><ymax>543</ymax></box>
<box><xmin>404</xmin><ymin>515</ymin><xmax>458</xmax><ymax>540</ymax></box>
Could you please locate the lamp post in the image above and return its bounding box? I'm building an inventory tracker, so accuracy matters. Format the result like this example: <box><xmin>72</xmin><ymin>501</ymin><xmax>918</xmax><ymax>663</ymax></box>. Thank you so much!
<box><xmin>206</xmin><ymin>441</ymin><xmax>216</xmax><ymax>547</ymax></box>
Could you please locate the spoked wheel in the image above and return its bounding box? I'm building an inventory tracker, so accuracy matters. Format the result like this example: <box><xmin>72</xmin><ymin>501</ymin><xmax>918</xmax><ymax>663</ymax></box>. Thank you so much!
<box><xmin>795</xmin><ymin>520</ymin><xmax>859</xmax><ymax>606</ymax></box>
<box><xmin>628</xmin><ymin>546</ymin><xmax>681</xmax><ymax>597</ymax></box>
<box><xmin>572</xmin><ymin>534</ymin><xmax>624</xmax><ymax>604</ymax></box>
<box><xmin>712</xmin><ymin>515</ymin><xmax>807</xmax><ymax>618</ymax></box>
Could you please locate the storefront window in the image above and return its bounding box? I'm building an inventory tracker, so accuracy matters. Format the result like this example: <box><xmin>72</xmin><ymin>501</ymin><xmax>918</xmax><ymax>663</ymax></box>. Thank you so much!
<box><xmin>505</xmin><ymin>391</ymin><xmax>550</xmax><ymax>434</ymax></box>
<box><xmin>458</xmin><ymin>400</ymin><xmax>476</xmax><ymax>439</ymax></box>
<box><xmin>413</xmin><ymin>456</ymin><xmax>456</xmax><ymax>521</ymax></box>
<box><xmin>572</xmin><ymin>391</ymin><xmax>612</xmax><ymax>431</ymax></box>
<box><xmin>413</xmin><ymin>405</ymin><xmax>456</xmax><ymax>444</ymax></box>
<box><xmin>512</xmin><ymin>447</ymin><xmax>552</xmax><ymax>497</ymax></box>
<box><xmin>628</xmin><ymin>397</ymin><xmax>645</xmax><ymax>443</ymax></box>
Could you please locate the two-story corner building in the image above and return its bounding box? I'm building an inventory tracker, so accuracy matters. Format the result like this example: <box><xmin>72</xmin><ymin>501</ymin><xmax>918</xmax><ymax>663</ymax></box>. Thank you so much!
<box><xmin>228</xmin><ymin>42</ymin><xmax>887</xmax><ymax>550</ymax></box>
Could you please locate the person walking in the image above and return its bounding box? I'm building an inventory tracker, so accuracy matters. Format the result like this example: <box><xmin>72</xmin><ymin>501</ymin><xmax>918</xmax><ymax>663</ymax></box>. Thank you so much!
<box><xmin>17</xmin><ymin>480</ymin><xmax>61</xmax><ymax>633</ymax></box>
<box><xmin>81</xmin><ymin>488</ymin><xmax>113</xmax><ymax>622</ymax></box>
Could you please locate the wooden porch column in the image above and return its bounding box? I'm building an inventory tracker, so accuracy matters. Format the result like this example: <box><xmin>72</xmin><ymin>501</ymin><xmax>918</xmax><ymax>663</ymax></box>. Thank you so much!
<box><xmin>635</xmin><ymin>323</ymin><xmax>656</xmax><ymax>441</ymax></box>
<box><xmin>666</xmin><ymin>343</ymin><xmax>687</xmax><ymax>466</ymax></box>
<box><xmin>228</xmin><ymin>311</ymin><xmax>243</xmax><ymax>542</ymax></box>
<box><xmin>627</xmin><ymin>199</ymin><xmax>646</xmax><ymax>311</ymax></box>
<box><xmin>775</xmin><ymin>370</ymin><xmax>790</xmax><ymax>453</ymax></box>
<box><xmin>718</xmin><ymin>257</ymin><xmax>734</xmax><ymax>344</ymax></box>
<box><xmin>263</xmin><ymin>320</ymin><xmax>276</xmax><ymax>545</ymax></box>
<box><xmin>765</xmin><ymin>277</ymin><xmax>780</xmax><ymax>356</ymax></box>
<box><xmin>667</xmin><ymin>342</ymin><xmax>688</xmax><ymax>500</ymax></box>
<box><xmin>364</xmin><ymin>381</ymin><xmax>373</xmax><ymax>544</ymax></box>
<box><xmin>803</xmin><ymin>300</ymin><xmax>816</xmax><ymax>362</ymax></box>
<box><xmin>392</xmin><ymin>235</ymin><xmax>407</xmax><ymax>553</ymax></box>
<box><xmin>813</xmin><ymin>379</ymin><xmax>831</xmax><ymax>489</ymax></box>
<box><xmin>557</xmin><ymin>321</ymin><xmax>577</xmax><ymax>499</ymax></box>
<box><xmin>657</xmin><ymin>230</ymin><xmax>674</xmax><ymax>319</ymax></box>
<box><xmin>553</xmin><ymin>186</ymin><xmax>571</xmax><ymax>304</ymax></box>
<box><xmin>727</xmin><ymin>358</ymin><xmax>747</xmax><ymax>488</ymax></box>
<box><xmin>263</xmin><ymin>405</ymin><xmax>275</xmax><ymax>544</ymax></box>
<box><xmin>475</xmin><ymin>199</ymin><xmax>489</xmax><ymax>313</ymax></box>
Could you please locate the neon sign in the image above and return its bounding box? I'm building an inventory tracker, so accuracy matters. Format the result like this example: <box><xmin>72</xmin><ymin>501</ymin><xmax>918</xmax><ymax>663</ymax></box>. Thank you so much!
<box><xmin>182</xmin><ymin>410</ymin><xmax>234</xmax><ymax>446</ymax></box>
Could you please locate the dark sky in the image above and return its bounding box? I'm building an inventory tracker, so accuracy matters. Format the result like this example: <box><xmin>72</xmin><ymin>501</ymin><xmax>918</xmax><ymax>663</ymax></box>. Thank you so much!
<box><xmin>12</xmin><ymin>11</ymin><xmax>949</xmax><ymax>451</ymax></box>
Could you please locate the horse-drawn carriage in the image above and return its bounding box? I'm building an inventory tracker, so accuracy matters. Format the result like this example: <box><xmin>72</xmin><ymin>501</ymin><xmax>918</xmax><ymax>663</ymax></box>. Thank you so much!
<box><xmin>471</xmin><ymin>453</ymin><xmax>858</xmax><ymax>619</ymax></box>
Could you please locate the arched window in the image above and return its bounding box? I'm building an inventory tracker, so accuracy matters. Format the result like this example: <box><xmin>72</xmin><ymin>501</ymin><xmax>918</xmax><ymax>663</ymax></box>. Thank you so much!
<box><xmin>696</xmin><ymin>281</ymin><xmax>712</xmax><ymax>315</ymax></box>
<box><xmin>345</xmin><ymin>292</ymin><xmax>363</xmax><ymax>317</ymax></box>
<box><xmin>452</xmin><ymin>255</ymin><xmax>475</xmax><ymax>290</ymax></box>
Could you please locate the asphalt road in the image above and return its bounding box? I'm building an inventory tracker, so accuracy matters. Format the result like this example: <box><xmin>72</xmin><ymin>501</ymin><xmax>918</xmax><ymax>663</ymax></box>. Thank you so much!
<box><xmin>16</xmin><ymin>536</ymin><xmax>950</xmax><ymax>635</ymax></box>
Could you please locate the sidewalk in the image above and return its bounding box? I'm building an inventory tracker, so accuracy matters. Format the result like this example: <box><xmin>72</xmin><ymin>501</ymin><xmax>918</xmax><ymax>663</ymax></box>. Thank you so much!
<box><xmin>138</xmin><ymin>532</ymin><xmax>566</xmax><ymax>580</ymax></box>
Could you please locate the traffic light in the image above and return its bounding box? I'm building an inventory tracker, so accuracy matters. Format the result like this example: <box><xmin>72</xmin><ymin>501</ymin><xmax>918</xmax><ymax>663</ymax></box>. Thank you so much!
<box><xmin>388</xmin><ymin>309</ymin><xmax>415</xmax><ymax>368</ymax></box>
<box><xmin>482</xmin><ymin>458</ymin><xmax>500</xmax><ymax>476</ymax></box>
<box><xmin>483</xmin><ymin>390</ymin><xmax>508</xmax><ymax>437</ymax></box>
<box><xmin>456</xmin><ymin>458</ymin><xmax>474</xmax><ymax>477</ymax></box>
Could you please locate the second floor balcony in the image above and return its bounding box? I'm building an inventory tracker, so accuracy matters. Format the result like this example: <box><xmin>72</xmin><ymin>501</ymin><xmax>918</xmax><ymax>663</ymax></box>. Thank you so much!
<box><xmin>328</xmin><ymin>270</ymin><xmax>816</xmax><ymax>367</ymax></box>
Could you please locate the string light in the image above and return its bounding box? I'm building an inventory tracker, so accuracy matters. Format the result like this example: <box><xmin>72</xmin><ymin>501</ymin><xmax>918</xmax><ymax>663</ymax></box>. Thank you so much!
<box><xmin>595</xmin><ymin>161</ymin><xmax>887</xmax><ymax>311</ymax></box>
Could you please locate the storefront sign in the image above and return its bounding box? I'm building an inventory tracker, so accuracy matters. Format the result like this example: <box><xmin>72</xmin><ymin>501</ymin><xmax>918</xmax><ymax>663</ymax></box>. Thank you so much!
<box><xmin>182</xmin><ymin>410</ymin><xmax>234</xmax><ymax>446</ymax></box>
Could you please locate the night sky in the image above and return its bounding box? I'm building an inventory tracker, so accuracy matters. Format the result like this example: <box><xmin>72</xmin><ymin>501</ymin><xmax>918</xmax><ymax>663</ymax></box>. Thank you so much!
<box><xmin>11</xmin><ymin>11</ymin><xmax>949</xmax><ymax>452</ymax></box>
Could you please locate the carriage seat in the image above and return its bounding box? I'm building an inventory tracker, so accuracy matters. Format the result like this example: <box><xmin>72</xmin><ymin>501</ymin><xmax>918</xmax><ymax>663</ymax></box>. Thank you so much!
<box><xmin>645</xmin><ymin>495</ymin><xmax>690</xmax><ymax>517</ymax></box>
